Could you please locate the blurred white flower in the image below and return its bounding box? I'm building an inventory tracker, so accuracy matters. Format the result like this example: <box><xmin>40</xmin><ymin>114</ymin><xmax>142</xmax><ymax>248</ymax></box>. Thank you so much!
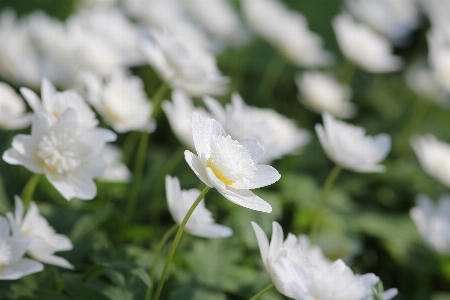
<box><xmin>242</xmin><ymin>0</ymin><xmax>332</xmax><ymax>67</ymax></box>
<box><xmin>333</xmin><ymin>14</ymin><xmax>403</xmax><ymax>73</ymax></box>
<box><xmin>162</xmin><ymin>89</ymin><xmax>210</xmax><ymax>150</ymax></box>
<box><xmin>0</xmin><ymin>216</ymin><xmax>43</xmax><ymax>280</ymax></box>
<box><xmin>7</xmin><ymin>196</ymin><xmax>73</xmax><ymax>269</ymax></box>
<box><xmin>99</xmin><ymin>145</ymin><xmax>131</xmax><ymax>183</ymax></box>
<box><xmin>411</xmin><ymin>134</ymin><xmax>450</xmax><ymax>187</ymax></box>
<box><xmin>405</xmin><ymin>61</ymin><xmax>445</xmax><ymax>101</ymax></box>
<box><xmin>428</xmin><ymin>28</ymin><xmax>450</xmax><ymax>93</ymax></box>
<box><xmin>3</xmin><ymin>109</ymin><xmax>116</xmax><ymax>200</ymax></box>
<box><xmin>295</xmin><ymin>72</ymin><xmax>356</xmax><ymax>119</ymax></box>
<box><xmin>184</xmin><ymin>113</ymin><xmax>280</xmax><ymax>213</ymax></box>
<box><xmin>142</xmin><ymin>30</ymin><xmax>229</xmax><ymax>96</ymax></box>
<box><xmin>166</xmin><ymin>175</ymin><xmax>232</xmax><ymax>238</ymax></box>
<box><xmin>84</xmin><ymin>71</ymin><xmax>154</xmax><ymax>133</ymax></box>
<box><xmin>21</xmin><ymin>78</ymin><xmax>98</xmax><ymax>130</ymax></box>
<box><xmin>0</xmin><ymin>82</ymin><xmax>32</xmax><ymax>130</ymax></box>
<box><xmin>204</xmin><ymin>93</ymin><xmax>310</xmax><ymax>163</ymax></box>
<box><xmin>316</xmin><ymin>113</ymin><xmax>391</xmax><ymax>172</ymax></box>
<box><xmin>410</xmin><ymin>194</ymin><xmax>450</xmax><ymax>255</ymax></box>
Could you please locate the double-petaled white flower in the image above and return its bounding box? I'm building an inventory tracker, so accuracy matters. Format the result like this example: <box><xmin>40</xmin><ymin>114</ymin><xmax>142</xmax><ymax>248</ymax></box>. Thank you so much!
<box><xmin>411</xmin><ymin>134</ymin><xmax>450</xmax><ymax>187</ymax></box>
<box><xmin>0</xmin><ymin>82</ymin><xmax>32</xmax><ymax>130</ymax></box>
<box><xmin>184</xmin><ymin>113</ymin><xmax>280</xmax><ymax>213</ymax></box>
<box><xmin>333</xmin><ymin>14</ymin><xmax>402</xmax><ymax>73</ymax></box>
<box><xmin>295</xmin><ymin>72</ymin><xmax>356</xmax><ymax>119</ymax></box>
<box><xmin>316</xmin><ymin>113</ymin><xmax>391</xmax><ymax>173</ymax></box>
<box><xmin>7</xmin><ymin>196</ymin><xmax>73</xmax><ymax>269</ymax></box>
<box><xmin>0</xmin><ymin>216</ymin><xmax>43</xmax><ymax>280</ymax></box>
<box><xmin>204</xmin><ymin>93</ymin><xmax>310</xmax><ymax>163</ymax></box>
<box><xmin>410</xmin><ymin>194</ymin><xmax>450</xmax><ymax>255</ymax></box>
<box><xmin>166</xmin><ymin>176</ymin><xmax>232</xmax><ymax>238</ymax></box>
<box><xmin>99</xmin><ymin>144</ymin><xmax>131</xmax><ymax>183</ymax></box>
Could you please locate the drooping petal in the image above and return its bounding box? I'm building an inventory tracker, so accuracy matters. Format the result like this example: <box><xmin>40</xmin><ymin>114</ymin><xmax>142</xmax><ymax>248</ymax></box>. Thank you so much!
<box><xmin>5</xmin><ymin>259</ymin><xmax>44</xmax><ymax>278</ymax></box>
<box><xmin>185</xmin><ymin>150</ymin><xmax>212</xmax><ymax>187</ymax></box>
<box><xmin>187</xmin><ymin>223</ymin><xmax>233</xmax><ymax>238</ymax></box>
<box><xmin>220</xmin><ymin>188</ymin><xmax>272</xmax><ymax>213</ymax></box>
<box><xmin>233</xmin><ymin>164</ymin><xmax>280</xmax><ymax>189</ymax></box>
<box><xmin>31</xmin><ymin>253</ymin><xmax>74</xmax><ymax>269</ymax></box>
<box><xmin>45</xmin><ymin>170</ymin><xmax>96</xmax><ymax>200</ymax></box>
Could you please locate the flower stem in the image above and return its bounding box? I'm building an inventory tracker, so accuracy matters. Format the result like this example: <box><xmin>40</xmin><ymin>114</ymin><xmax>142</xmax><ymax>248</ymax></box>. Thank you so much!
<box><xmin>150</xmin><ymin>81</ymin><xmax>171</xmax><ymax>121</ymax></box>
<box><xmin>309</xmin><ymin>165</ymin><xmax>342</xmax><ymax>244</ymax></box>
<box><xmin>152</xmin><ymin>186</ymin><xmax>210</xmax><ymax>300</ymax></box>
<box><xmin>20</xmin><ymin>174</ymin><xmax>41</xmax><ymax>210</ymax></box>
<box><xmin>249</xmin><ymin>283</ymin><xmax>275</xmax><ymax>300</ymax></box>
<box><xmin>145</xmin><ymin>224</ymin><xmax>178</xmax><ymax>300</ymax></box>
<box><xmin>257</xmin><ymin>52</ymin><xmax>285</xmax><ymax>102</ymax></box>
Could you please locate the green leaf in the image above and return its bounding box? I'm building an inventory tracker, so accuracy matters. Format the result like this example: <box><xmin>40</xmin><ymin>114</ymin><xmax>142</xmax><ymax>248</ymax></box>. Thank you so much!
<box><xmin>82</xmin><ymin>264</ymin><xmax>107</xmax><ymax>283</ymax></box>
<box><xmin>130</xmin><ymin>268</ymin><xmax>152</xmax><ymax>288</ymax></box>
<box><xmin>63</xmin><ymin>275</ymin><xmax>109</xmax><ymax>300</ymax></box>
<box><xmin>70</xmin><ymin>204</ymin><xmax>113</xmax><ymax>243</ymax></box>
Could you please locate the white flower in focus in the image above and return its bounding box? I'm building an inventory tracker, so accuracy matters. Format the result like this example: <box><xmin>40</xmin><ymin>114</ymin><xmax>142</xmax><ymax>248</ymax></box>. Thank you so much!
<box><xmin>84</xmin><ymin>71</ymin><xmax>154</xmax><ymax>133</ymax></box>
<box><xmin>410</xmin><ymin>194</ymin><xmax>450</xmax><ymax>255</ymax></box>
<box><xmin>142</xmin><ymin>30</ymin><xmax>229</xmax><ymax>96</ymax></box>
<box><xmin>333</xmin><ymin>14</ymin><xmax>403</xmax><ymax>73</ymax></box>
<box><xmin>0</xmin><ymin>216</ymin><xmax>43</xmax><ymax>280</ymax></box>
<box><xmin>7</xmin><ymin>196</ymin><xmax>73</xmax><ymax>269</ymax></box>
<box><xmin>0</xmin><ymin>82</ymin><xmax>32</xmax><ymax>129</ymax></box>
<box><xmin>411</xmin><ymin>134</ymin><xmax>450</xmax><ymax>187</ymax></box>
<box><xmin>99</xmin><ymin>144</ymin><xmax>131</xmax><ymax>183</ymax></box>
<box><xmin>162</xmin><ymin>89</ymin><xmax>210</xmax><ymax>150</ymax></box>
<box><xmin>204</xmin><ymin>93</ymin><xmax>310</xmax><ymax>163</ymax></box>
<box><xmin>184</xmin><ymin>113</ymin><xmax>280</xmax><ymax>213</ymax></box>
<box><xmin>316</xmin><ymin>113</ymin><xmax>391</xmax><ymax>172</ymax></box>
<box><xmin>295</xmin><ymin>72</ymin><xmax>356</xmax><ymax>119</ymax></box>
<box><xmin>166</xmin><ymin>175</ymin><xmax>232</xmax><ymax>238</ymax></box>
<box><xmin>3</xmin><ymin>110</ymin><xmax>116</xmax><ymax>200</ymax></box>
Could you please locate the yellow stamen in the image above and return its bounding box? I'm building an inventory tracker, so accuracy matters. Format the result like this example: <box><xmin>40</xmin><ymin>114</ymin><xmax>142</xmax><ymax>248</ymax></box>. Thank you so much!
<box><xmin>207</xmin><ymin>159</ymin><xmax>235</xmax><ymax>186</ymax></box>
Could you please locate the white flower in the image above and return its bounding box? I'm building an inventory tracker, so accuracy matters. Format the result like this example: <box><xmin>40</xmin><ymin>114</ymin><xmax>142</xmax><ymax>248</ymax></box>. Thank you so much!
<box><xmin>295</xmin><ymin>72</ymin><xmax>356</xmax><ymax>119</ymax></box>
<box><xmin>0</xmin><ymin>82</ymin><xmax>32</xmax><ymax>130</ymax></box>
<box><xmin>184</xmin><ymin>113</ymin><xmax>280</xmax><ymax>213</ymax></box>
<box><xmin>428</xmin><ymin>28</ymin><xmax>450</xmax><ymax>92</ymax></box>
<box><xmin>410</xmin><ymin>194</ymin><xmax>450</xmax><ymax>255</ymax></box>
<box><xmin>99</xmin><ymin>144</ymin><xmax>131</xmax><ymax>183</ymax></box>
<box><xmin>7</xmin><ymin>196</ymin><xmax>73</xmax><ymax>269</ymax></box>
<box><xmin>242</xmin><ymin>0</ymin><xmax>332</xmax><ymax>67</ymax></box>
<box><xmin>0</xmin><ymin>216</ymin><xmax>43</xmax><ymax>280</ymax></box>
<box><xmin>404</xmin><ymin>61</ymin><xmax>445</xmax><ymax>102</ymax></box>
<box><xmin>84</xmin><ymin>71</ymin><xmax>155</xmax><ymax>133</ymax></box>
<box><xmin>3</xmin><ymin>109</ymin><xmax>116</xmax><ymax>200</ymax></box>
<box><xmin>411</xmin><ymin>134</ymin><xmax>450</xmax><ymax>187</ymax></box>
<box><xmin>316</xmin><ymin>113</ymin><xmax>391</xmax><ymax>173</ymax></box>
<box><xmin>333</xmin><ymin>14</ymin><xmax>403</xmax><ymax>73</ymax></box>
<box><xmin>142</xmin><ymin>30</ymin><xmax>229</xmax><ymax>96</ymax></box>
<box><xmin>162</xmin><ymin>89</ymin><xmax>210</xmax><ymax>150</ymax></box>
<box><xmin>204</xmin><ymin>93</ymin><xmax>310</xmax><ymax>163</ymax></box>
<box><xmin>166</xmin><ymin>175</ymin><xmax>232</xmax><ymax>238</ymax></box>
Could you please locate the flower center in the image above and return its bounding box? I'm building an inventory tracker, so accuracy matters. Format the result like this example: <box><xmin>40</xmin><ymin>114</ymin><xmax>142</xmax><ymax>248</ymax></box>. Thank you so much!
<box><xmin>207</xmin><ymin>158</ymin><xmax>235</xmax><ymax>186</ymax></box>
<box><xmin>0</xmin><ymin>241</ymin><xmax>13</xmax><ymax>267</ymax></box>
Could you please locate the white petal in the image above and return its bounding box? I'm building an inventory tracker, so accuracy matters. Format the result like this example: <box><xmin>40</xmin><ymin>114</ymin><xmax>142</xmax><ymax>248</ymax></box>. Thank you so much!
<box><xmin>8</xmin><ymin>258</ymin><xmax>43</xmax><ymax>277</ymax></box>
<box><xmin>251</xmin><ymin>221</ymin><xmax>270</xmax><ymax>272</ymax></box>
<box><xmin>31</xmin><ymin>253</ymin><xmax>74</xmax><ymax>269</ymax></box>
<box><xmin>41</xmin><ymin>78</ymin><xmax>57</xmax><ymax>105</ymax></box>
<box><xmin>373</xmin><ymin>133</ymin><xmax>391</xmax><ymax>160</ymax></box>
<box><xmin>191</xmin><ymin>112</ymin><xmax>226</xmax><ymax>159</ymax></box>
<box><xmin>187</xmin><ymin>223</ymin><xmax>233</xmax><ymax>238</ymax></box>
<box><xmin>165</xmin><ymin>175</ymin><xmax>181</xmax><ymax>223</ymax></box>
<box><xmin>0</xmin><ymin>217</ymin><xmax>9</xmax><ymax>240</ymax></box>
<box><xmin>206</xmin><ymin>167</ymin><xmax>227</xmax><ymax>191</ymax></box>
<box><xmin>20</xmin><ymin>87</ymin><xmax>42</xmax><ymax>112</ymax></box>
<box><xmin>203</xmin><ymin>96</ymin><xmax>226</xmax><ymax>123</ymax></box>
<box><xmin>14</xmin><ymin>196</ymin><xmax>24</xmax><ymax>225</ymax></box>
<box><xmin>383</xmin><ymin>288</ymin><xmax>398</xmax><ymax>300</ymax></box>
<box><xmin>45</xmin><ymin>170</ymin><xmax>96</xmax><ymax>200</ymax></box>
<box><xmin>6</xmin><ymin>213</ymin><xmax>22</xmax><ymax>237</ymax></box>
<box><xmin>52</xmin><ymin>234</ymin><xmax>73</xmax><ymax>252</ymax></box>
<box><xmin>220</xmin><ymin>188</ymin><xmax>272</xmax><ymax>213</ymax></box>
<box><xmin>240</xmin><ymin>138</ymin><xmax>265</xmax><ymax>163</ymax></box>
<box><xmin>184</xmin><ymin>151</ymin><xmax>212</xmax><ymax>187</ymax></box>
<box><xmin>233</xmin><ymin>165</ymin><xmax>280</xmax><ymax>189</ymax></box>
<box><xmin>315</xmin><ymin>123</ymin><xmax>335</xmax><ymax>163</ymax></box>
<box><xmin>269</xmin><ymin>222</ymin><xmax>284</xmax><ymax>265</ymax></box>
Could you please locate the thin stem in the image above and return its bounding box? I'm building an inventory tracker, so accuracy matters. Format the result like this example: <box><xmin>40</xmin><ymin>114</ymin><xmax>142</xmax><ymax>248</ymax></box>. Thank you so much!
<box><xmin>20</xmin><ymin>174</ymin><xmax>41</xmax><ymax>210</ymax></box>
<box><xmin>249</xmin><ymin>283</ymin><xmax>275</xmax><ymax>300</ymax></box>
<box><xmin>150</xmin><ymin>81</ymin><xmax>171</xmax><ymax>121</ymax></box>
<box><xmin>145</xmin><ymin>224</ymin><xmax>178</xmax><ymax>300</ymax></box>
<box><xmin>153</xmin><ymin>186</ymin><xmax>210</xmax><ymax>300</ymax></box>
<box><xmin>257</xmin><ymin>53</ymin><xmax>285</xmax><ymax>101</ymax></box>
<box><xmin>309</xmin><ymin>165</ymin><xmax>342</xmax><ymax>244</ymax></box>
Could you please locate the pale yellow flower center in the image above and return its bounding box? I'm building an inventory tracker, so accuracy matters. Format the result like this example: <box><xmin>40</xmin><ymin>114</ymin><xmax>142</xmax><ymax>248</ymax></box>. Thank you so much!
<box><xmin>207</xmin><ymin>158</ymin><xmax>235</xmax><ymax>186</ymax></box>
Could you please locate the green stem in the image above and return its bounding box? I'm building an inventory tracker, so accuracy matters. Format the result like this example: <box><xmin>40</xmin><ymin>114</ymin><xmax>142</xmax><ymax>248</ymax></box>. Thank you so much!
<box><xmin>150</xmin><ymin>81</ymin><xmax>171</xmax><ymax>121</ymax></box>
<box><xmin>338</xmin><ymin>59</ymin><xmax>357</xmax><ymax>86</ymax></box>
<box><xmin>153</xmin><ymin>186</ymin><xmax>210</xmax><ymax>300</ymax></box>
<box><xmin>145</xmin><ymin>224</ymin><xmax>178</xmax><ymax>300</ymax></box>
<box><xmin>20</xmin><ymin>174</ymin><xmax>41</xmax><ymax>210</ymax></box>
<box><xmin>122</xmin><ymin>132</ymin><xmax>140</xmax><ymax>165</ymax></box>
<box><xmin>309</xmin><ymin>165</ymin><xmax>342</xmax><ymax>244</ymax></box>
<box><xmin>257</xmin><ymin>53</ymin><xmax>285</xmax><ymax>101</ymax></box>
<box><xmin>249</xmin><ymin>283</ymin><xmax>275</xmax><ymax>300</ymax></box>
<box><xmin>398</xmin><ymin>96</ymin><xmax>431</xmax><ymax>141</ymax></box>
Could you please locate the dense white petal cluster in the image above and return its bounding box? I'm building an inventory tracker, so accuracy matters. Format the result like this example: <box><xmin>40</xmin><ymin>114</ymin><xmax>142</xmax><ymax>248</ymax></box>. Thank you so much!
<box><xmin>316</xmin><ymin>113</ymin><xmax>391</xmax><ymax>173</ymax></box>
<box><xmin>204</xmin><ymin>93</ymin><xmax>310</xmax><ymax>163</ymax></box>
<box><xmin>295</xmin><ymin>72</ymin><xmax>356</xmax><ymax>119</ymax></box>
<box><xmin>185</xmin><ymin>113</ymin><xmax>280</xmax><ymax>213</ymax></box>
<box><xmin>0</xmin><ymin>82</ymin><xmax>32</xmax><ymax>130</ymax></box>
<box><xmin>411</xmin><ymin>134</ymin><xmax>450</xmax><ymax>187</ymax></box>
<box><xmin>99</xmin><ymin>145</ymin><xmax>131</xmax><ymax>183</ymax></box>
<box><xmin>333</xmin><ymin>14</ymin><xmax>403</xmax><ymax>73</ymax></box>
<box><xmin>411</xmin><ymin>194</ymin><xmax>450</xmax><ymax>255</ymax></box>
<box><xmin>166</xmin><ymin>176</ymin><xmax>232</xmax><ymax>238</ymax></box>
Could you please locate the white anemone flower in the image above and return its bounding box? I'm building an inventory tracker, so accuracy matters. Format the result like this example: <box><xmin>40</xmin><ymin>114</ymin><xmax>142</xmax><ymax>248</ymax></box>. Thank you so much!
<box><xmin>316</xmin><ymin>113</ymin><xmax>391</xmax><ymax>173</ymax></box>
<box><xmin>166</xmin><ymin>175</ymin><xmax>232</xmax><ymax>238</ymax></box>
<box><xmin>295</xmin><ymin>72</ymin><xmax>357</xmax><ymax>119</ymax></box>
<box><xmin>204</xmin><ymin>93</ymin><xmax>310</xmax><ymax>163</ymax></box>
<box><xmin>3</xmin><ymin>109</ymin><xmax>116</xmax><ymax>200</ymax></box>
<box><xmin>162</xmin><ymin>89</ymin><xmax>210</xmax><ymax>150</ymax></box>
<box><xmin>84</xmin><ymin>71</ymin><xmax>155</xmax><ymax>133</ymax></box>
<box><xmin>184</xmin><ymin>113</ymin><xmax>281</xmax><ymax>213</ymax></box>
<box><xmin>7</xmin><ymin>196</ymin><xmax>73</xmax><ymax>269</ymax></box>
<box><xmin>0</xmin><ymin>216</ymin><xmax>43</xmax><ymax>280</ymax></box>
<box><xmin>142</xmin><ymin>30</ymin><xmax>229</xmax><ymax>96</ymax></box>
<box><xmin>411</xmin><ymin>134</ymin><xmax>450</xmax><ymax>187</ymax></box>
<box><xmin>411</xmin><ymin>194</ymin><xmax>450</xmax><ymax>255</ymax></box>
<box><xmin>333</xmin><ymin>14</ymin><xmax>403</xmax><ymax>73</ymax></box>
<box><xmin>0</xmin><ymin>82</ymin><xmax>32</xmax><ymax>130</ymax></box>
<box><xmin>99</xmin><ymin>144</ymin><xmax>131</xmax><ymax>183</ymax></box>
